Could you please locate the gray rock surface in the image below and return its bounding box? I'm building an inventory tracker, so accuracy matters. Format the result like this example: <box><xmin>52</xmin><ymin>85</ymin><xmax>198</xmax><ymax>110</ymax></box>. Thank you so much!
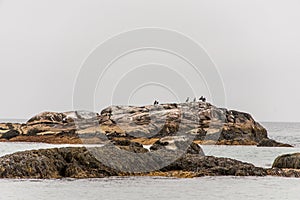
<box><xmin>0</xmin><ymin>102</ymin><xmax>290</xmax><ymax>146</ymax></box>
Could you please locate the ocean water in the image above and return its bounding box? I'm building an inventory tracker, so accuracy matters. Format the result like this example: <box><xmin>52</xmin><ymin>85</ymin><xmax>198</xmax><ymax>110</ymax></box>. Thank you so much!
<box><xmin>262</xmin><ymin>122</ymin><xmax>300</xmax><ymax>147</ymax></box>
<box><xmin>0</xmin><ymin>122</ymin><xmax>299</xmax><ymax>200</ymax></box>
<box><xmin>0</xmin><ymin>176</ymin><xmax>299</xmax><ymax>200</ymax></box>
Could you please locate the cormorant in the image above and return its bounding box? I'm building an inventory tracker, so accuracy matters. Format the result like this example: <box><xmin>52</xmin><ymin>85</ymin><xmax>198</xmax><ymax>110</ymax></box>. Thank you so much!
<box><xmin>199</xmin><ymin>96</ymin><xmax>207</xmax><ymax>102</ymax></box>
<box><xmin>199</xmin><ymin>96</ymin><xmax>204</xmax><ymax>101</ymax></box>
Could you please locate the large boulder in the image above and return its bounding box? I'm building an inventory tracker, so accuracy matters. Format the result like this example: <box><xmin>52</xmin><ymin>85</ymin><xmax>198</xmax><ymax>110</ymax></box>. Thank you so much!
<box><xmin>272</xmin><ymin>153</ymin><xmax>300</xmax><ymax>169</ymax></box>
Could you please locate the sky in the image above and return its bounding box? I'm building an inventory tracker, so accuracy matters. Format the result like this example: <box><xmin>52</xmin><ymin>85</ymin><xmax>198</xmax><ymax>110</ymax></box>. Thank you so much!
<box><xmin>0</xmin><ymin>0</ymin><xmax>300</xmax><ymax>122</ymax></box>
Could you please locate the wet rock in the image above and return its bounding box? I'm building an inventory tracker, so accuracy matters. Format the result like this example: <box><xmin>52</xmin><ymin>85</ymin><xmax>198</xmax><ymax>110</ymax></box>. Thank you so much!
<box><xmin>0</xmin><ymin>147</ymin><xmax>118</xmax><ymax>179</ymax></box>
<box><xmin>1</xmin><ymin>144</ymin><xmax>300</xmax><ymax>179</ymax></box>
<box><xmin>267</xmin><ymin>168</ymin><xmax>300</xmax><ymax>178</ymax></box>
<box><xmin>257</xmin><ymin>139</ymin><xmax>293</xmax><ymax>147</ymax></box>
<box><xmin>0</xmin><ymin>140</ymin><xmax>149</xmax><ymax>179</ymax></box>
<box><xmin>161</xmin><ymin>154</ymin><xmax>267</xmax><ymax>177</ymax></box>
<box><xmin>272</xmin><ymin>153</ymin><xmax>300</xmax><ymax>169</ymax></box>
<box><xmin>0</xmin><ymin>147</ymin><xmax>268</xmax><ymax>179</ymax></box>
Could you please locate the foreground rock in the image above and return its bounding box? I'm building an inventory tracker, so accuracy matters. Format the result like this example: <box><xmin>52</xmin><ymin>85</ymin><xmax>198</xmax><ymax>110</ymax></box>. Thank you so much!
<box><xmin>1</xmin><ymin>141</ymin><xmax>300</xmax><ymax>179</ymax></box>
<box><xmin>0</xmin><ymin>102</ymin><xmax>291</xmax><ymax>146</ymax></box>
<box><xmin>0</xmin><ymin>146</ymin><xmax>268</xmax><ymax>179</ymax></box>
<box><xmin>0</xmin><ymin>147</ymin><xmax>117</xmax><ymax>178</ymax></box>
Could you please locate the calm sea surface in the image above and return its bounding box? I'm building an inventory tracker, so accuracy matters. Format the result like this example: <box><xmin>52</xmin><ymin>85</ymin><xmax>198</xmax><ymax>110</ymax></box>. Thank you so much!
<box><xmin>0</xmin><ymin>122</ymin><xmax>299</xmax><ymax>200</ymax></box>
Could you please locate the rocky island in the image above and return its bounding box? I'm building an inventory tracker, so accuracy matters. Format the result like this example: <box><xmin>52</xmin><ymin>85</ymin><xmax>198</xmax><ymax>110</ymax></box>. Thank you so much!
<box><xmin>0</xmin><ymin>102</ymin><xmax>292</xmax><ymax>147</ymax></box>
<box><xmin>0</xmin><ymin>101</ymin><xmax>299</xmax><ymax>179</ymax></box>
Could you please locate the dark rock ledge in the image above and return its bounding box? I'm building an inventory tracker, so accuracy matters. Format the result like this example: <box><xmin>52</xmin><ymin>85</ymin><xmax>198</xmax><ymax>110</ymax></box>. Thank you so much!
<box><xmin>257</xmin><ymin>138</ymin><xmax>293</xmax><ymax>147</ymax></box>
<box><xmin>0</xmin><ymin>140</ymin><xmax>298</xmax><ymax>179</ymax></box>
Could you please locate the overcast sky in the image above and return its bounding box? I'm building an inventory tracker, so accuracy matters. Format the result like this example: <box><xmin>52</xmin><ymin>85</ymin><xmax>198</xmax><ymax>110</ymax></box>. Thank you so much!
<box><xmin>1</xmin><ymin>0</ymin><xmax>300</xmax><ymax>122</ymax></box>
